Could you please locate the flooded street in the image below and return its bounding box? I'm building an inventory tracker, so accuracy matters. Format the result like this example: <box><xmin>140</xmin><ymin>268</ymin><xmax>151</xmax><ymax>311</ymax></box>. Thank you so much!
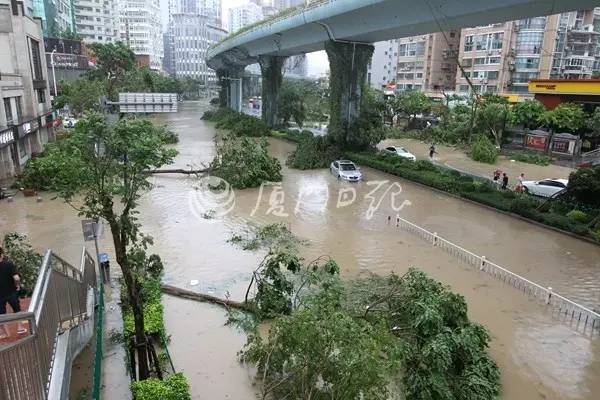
<box><xmin>1</xmin><ymin>101</ymin><xmax>599</xmax><ymax>399</ymax></box>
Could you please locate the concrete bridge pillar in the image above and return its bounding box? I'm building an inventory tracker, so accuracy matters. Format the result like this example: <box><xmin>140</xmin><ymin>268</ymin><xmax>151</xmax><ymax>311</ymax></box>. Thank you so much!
<box><xmin>325</xmin><ymin>41</ymin><xmax>374</xmax><ymax>146</ymax></box>
<box><xmin>258</xmin><ymin>55</ymin><xmax>287</xmax><ymax>127</ymax></box>
<box><xmin>217</xmin><ymin>67</ymin><xmax>244</xmax><ymax>112</ymax></box>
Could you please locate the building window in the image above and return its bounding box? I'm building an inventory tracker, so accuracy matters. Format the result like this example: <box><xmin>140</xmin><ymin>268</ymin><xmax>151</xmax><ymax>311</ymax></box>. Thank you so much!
<box><xmin>19</xmin><ymin>137</ymin><xmax>27</xmax><ymax>158</ymax></box>
<box><xmin>4</xmin><ymin>98</ymin><xmax>13</xmax><ymax>125</ymax></box>
<box><xmin>15</xmin><ymin>97</ymin><xmax>22</xmax><ymax>122</ymax></box>
<box><xmin>515</xmin><ymin>57</ymin><xmax>540</xmax><ymax>69</ymax></box>
<box><xmin>29</xmin><ymin>39</ymin><xmax>43</xmax><ymax>80</ymax></box>
<box><xmin>487</xmin><ymin>71</ymin><xmax>499</xmax><ymax>80</ymax></box>
<box><xmin>37</xmin><ymin>89</ymin><xmax>46</xmax><ymax>104</ymax></box>
<box><xmin>464</xmin><ymin>35</ymin><xmax>474</xmax><ymax>52</ymax></box>
<box><xmin>459</xmin><ymin>85</ymin><xmax>470</xmax><ymax>93</ymax></box>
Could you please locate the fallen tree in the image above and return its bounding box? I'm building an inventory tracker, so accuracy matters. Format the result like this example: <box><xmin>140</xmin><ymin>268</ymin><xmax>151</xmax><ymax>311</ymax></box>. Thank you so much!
<box><xmin>160</xmin><ymin>284</ymin><xmax>254</xmax><ymax>312</ymax></box>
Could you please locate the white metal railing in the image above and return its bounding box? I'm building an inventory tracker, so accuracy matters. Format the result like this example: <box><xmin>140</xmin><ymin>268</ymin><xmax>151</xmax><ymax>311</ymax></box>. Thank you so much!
<box><xmin>394</xmin><ymin>216</ymin><xmax>600</xmax><ymax>334</ymax></box>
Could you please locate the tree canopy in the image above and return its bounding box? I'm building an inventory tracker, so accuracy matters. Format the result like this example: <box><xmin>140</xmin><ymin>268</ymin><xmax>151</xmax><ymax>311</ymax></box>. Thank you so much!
<box><xmin>541</xmin><ymin>102</ymin><xmax>586</xmax><ymax>133</ymax></box>
<box><xmin>510</xmin><ymin>99</ymin><xmax>546</xmax><ymax>130</ymax></box>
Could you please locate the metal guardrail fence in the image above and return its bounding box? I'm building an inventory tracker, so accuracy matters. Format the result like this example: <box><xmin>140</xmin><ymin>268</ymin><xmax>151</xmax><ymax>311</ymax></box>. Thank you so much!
<box><xmin>0</xmin><ymin>248</ymin><xmax>97</xmax><ymax>400</ymax></box>
<box><xmin>395</xmin><ymin>216</ymin><xmax>600</xmax><ymax>334</ymax></box>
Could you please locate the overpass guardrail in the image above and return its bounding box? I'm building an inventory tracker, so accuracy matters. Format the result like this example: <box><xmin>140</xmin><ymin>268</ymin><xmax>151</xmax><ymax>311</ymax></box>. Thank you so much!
<box><xmin>394</xmin><ymin>216</ymin><xmax>600</xmax><ymax>334</ymax></box>
<box><xmin>0</xmin><ymin>248</ymin><xmax>97</xmax><ymax>400</ymax></box>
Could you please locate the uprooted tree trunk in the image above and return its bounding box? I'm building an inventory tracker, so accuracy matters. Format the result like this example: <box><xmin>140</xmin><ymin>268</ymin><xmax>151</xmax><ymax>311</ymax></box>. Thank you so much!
<box><xmin>161</xmin><ymin>284</ymin><xmax>254</xmax><ymax>312</ymax></box>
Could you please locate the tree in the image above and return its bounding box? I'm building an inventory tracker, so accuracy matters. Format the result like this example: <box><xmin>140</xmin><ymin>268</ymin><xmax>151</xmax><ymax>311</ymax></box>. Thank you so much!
<box><xmin>88</xmin><ymin>42</ymin><xmax>136</xmax><ymax>100</ymax></box>
<box><xmin>585</xmin><ymin>107</ymin><xmax>600</xmax><ymax>137</ymax></box>
<box><xmin>395</xmin><ymin>91</ymin><xmax>433</xmax><ymax>128</ymax></box>
<box><xmin>2</xmin><ymin>233</ymin><xmax>43</xmax><ymax>293</ymax></box>
<box><xmin>510</xmin><ymin>99</ymin><xmax>546</xmax><ymax>129</ymax></box>
<box><xmin>476</xmin><ymin>102</ymin><xmax>509</xmax><ymax>146</ymax></box>
<box><xmin>29</xmin><ymin>113</ymin><xmax>177</xmax><ymax>380</ymax></box>
<box><xmin>541</xmin><ymin>102</ymin><xmax>586</xmax><ymax>133</ymax></box>
<box><xmin>567</xmin><ymin>166</ymin><xmax>600</xmax><ymax>207</ymax></box>
<box><xmin>54</xmin><ymin>78</ymin><xmax>105</xmax><ymax>116</ymax></box>
<box><xmin>279</xmin><ymin>80</ymin><xmax>308</xmax><ymax>127</ymax></box>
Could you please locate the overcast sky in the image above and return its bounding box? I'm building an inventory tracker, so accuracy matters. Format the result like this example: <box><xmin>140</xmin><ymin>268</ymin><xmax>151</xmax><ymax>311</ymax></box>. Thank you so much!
<box><xmin>160</xmin><ymin>0</ymin><xmax>329</xmax><ymax>76</ymax></box>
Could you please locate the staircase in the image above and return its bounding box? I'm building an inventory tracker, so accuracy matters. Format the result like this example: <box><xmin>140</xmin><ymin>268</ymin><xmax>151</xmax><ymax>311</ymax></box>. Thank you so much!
<box><xmin>0</xmin><ymin>249</ymin><xmax>98</xmax><ymax>400</ymax></box>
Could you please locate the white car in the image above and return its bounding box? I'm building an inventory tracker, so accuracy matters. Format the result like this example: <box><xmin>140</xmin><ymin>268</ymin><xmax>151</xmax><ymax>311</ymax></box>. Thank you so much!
<box><xmin>330</xmin><ymin>160</ymin><xmax>362</xmax><ymax>182</ymax></box>
<box><xmin>63</xmin><ymin>117</ymin><xmax>78</xmax><ymax>128</ymax></box>
<box><xmin>384</xmin><ymin>146</ymin><xmax>417</xmax><ymax>161</ymax></box>
<box><xmin>522</xmin><ymin>178</ymin><xmax>568</xmax><ymax>197</ymax></box>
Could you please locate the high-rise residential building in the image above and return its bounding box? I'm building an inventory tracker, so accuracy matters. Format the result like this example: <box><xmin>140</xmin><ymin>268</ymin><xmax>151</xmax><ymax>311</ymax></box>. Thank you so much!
<box><xmin>456</xmin><ymin>8</ymin><xmax>600</xmax><ymax>95</ymax></box>
<box><xmin>169</xmin><ymin>0</ymin><xmax>221</xmax><ymax>25</ymax></box>
<box><xmin>171</xmin><ymin>13</ymin><xmax>227</xmax><ymax>84</ymax></box>
<box><xmin>229</xmin><ymin>2</ymin><xmax>263</xmax><ymax>34</ymax></box>
<box><xmin>275</xmin><ymin>0</ymin><xmax>302</xmax><ymax>10</ymax></box>
<box><xmin>1</xmin><ymin>0</ymin><xmax>55</xmax><ymax>180</ymax></box>
<box><xmin>395</xmin><ymin>31</ymin><xmax>461</xmax><ymax>93</ymax></box>
<box><xmin>367</xmin><ymin>40</ymin><xmax>398</xmax><ymax>89</ymax></box>
<box><xmin>31</xmin><ymin>0</ymin><xmax>74</xmax><ymax>36</ymax></box>
<box><xmin>73</xmin><ymin>0</ymin><xmax>118</xmax><ymax>44</ymax></box>
<box><xmin>119</xmin><ymin>0</ymin><xmax>163</xmax><ymax>70</ymax></box>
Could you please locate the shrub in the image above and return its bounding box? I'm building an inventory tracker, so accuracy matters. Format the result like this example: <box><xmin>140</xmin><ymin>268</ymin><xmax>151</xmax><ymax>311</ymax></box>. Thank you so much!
<box><xmin>2</xmin><ymin>233</ymin><xmax>43</xmax><ymax>293</ymax></box>
<box><xmin>509</xmin><ymin>151</ymin><xmax>550</xmax><ymax>166</ymax></box>
<box><xmin>287</xmin><ymin>136</ymin><xmax>340</xmax><ymax>170</ymax></box>
<box><xmin>131</xmin><ymin>373</ymin><xmax>191</xmax><ymax>400</ymax></box>
<box><xmin>414</xmin><ymin>160</ymin><xmax>437</xmax><ymax>171</ymax></box>
<box><xmin>567</xmin><ymin>166</ymin><xmax>600</xmax><ymax>207</ymax></box>
<box><xmin>202</xmin><ymin>108</ymin><xmax>271</xmax><ymax>137</ymax></box>
<box><xmin>211</xmin><ymin>135</ymin><xmax>282</xmax><ymax>189</ymax></box>
<box><xmin>566</xmin><ymin>209</ymin><xmax>589</xmax><ymax>223</ymax></box>
<box><xmin>469</xmin><ymin>135</ymin><xmax>498</xmax><ymax>164</ymax></box>
<box><xmin>509</xmin><ymin>196</ymin><xmax>539</xmax><ymax>217</ymax></box>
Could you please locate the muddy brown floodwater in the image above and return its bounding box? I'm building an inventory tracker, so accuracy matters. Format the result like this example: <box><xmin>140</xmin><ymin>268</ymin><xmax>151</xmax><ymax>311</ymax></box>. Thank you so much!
<box><xmin>1</xmin><ymin>101</ymin><xmax>599</xmax><ymax>400</ymax></box>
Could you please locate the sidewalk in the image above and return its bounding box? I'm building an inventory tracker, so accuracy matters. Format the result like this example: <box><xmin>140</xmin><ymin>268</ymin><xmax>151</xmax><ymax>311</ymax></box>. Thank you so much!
<box><xmin>382</xmin><ymin>138</ymin><xmax>575</xmax><ymax>183</ymax></box>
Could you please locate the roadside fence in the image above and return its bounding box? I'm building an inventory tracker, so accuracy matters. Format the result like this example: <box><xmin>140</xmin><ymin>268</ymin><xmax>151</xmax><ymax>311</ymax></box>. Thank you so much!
<box><xmin>394</xmin><ymin>215</ymin><xmax>600</xmax><ymax>334</ymax></box>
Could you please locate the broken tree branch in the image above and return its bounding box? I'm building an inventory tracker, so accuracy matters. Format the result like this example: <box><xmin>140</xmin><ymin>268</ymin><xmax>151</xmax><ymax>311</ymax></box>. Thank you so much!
<box><xmin>161</xmin><ymin>284</ymin><xmax>255</xmax><ymax>313</ymax></box>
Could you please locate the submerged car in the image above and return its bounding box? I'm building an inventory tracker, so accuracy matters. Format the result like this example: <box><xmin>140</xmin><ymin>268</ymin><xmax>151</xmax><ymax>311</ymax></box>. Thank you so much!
<box><xmin>522</xmin><ymin>178</ymin><xmax>568</xmax><ymax>197</ymax></box>
<box><xmin>383</xmin><ymin>146</ymin><xmax>417</xmax><ymax>161</ymax></box>
<box><xmin>330</xmin><ymin>160</ymin><xmax>362</xmax><ymax>182</ymax></box>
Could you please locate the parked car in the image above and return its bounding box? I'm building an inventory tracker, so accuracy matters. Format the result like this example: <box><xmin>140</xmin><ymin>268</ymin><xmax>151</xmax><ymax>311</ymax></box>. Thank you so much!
<box><xmin>522</xmin><ymin>178</ymin><xmax>568</xmax><ymax>197</ymax></box>
<box><xmin>383</xmin><ymin>146</ymin><xmax>417</xmax><ymax>161</ymax></box>
<box><xmin>63</xmin><ymin>117</ymin><xmax>78</xmax><ymax>129</ymax></box>
<box><xmin>330</xmin><ymin>160</ymin><xmax>362</xmax><ymax>182</ymax></box>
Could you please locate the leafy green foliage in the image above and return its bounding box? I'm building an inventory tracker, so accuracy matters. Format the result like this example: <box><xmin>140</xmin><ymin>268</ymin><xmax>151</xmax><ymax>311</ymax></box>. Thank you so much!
<box><xmin>130</xmin><ymin>373</ymin><xmax>191</xmax><ymax>400</ymax></box>
<box><xmin>541</xmin><ymin>103</ymin><xmax>586</xmax><ymax>133</ymax></box>
<box><xmin>202</xmin><ymin>108</ymin><xmax>271</xmax><ymax>137</ymax></box>
<box><xmin>585</xmin><ymin>107</ymin><xmax>600</xmax><ymax>137</ymax></box>
<box><xmin>87</xmin><ymin>42</ymin><xmax>136</xmax><ymax>100</ymax></box>
<box><xmin>2</xmin><ymin>233</ymin><xmax>43</xmax><ymax>293</ymax></box>
<box><xmin>210</xmin><ymin>134</ymin><xmax>282</xmax><ymax>189</ymax></box>
<box><xmin>508</xmin><ymin>151</ymin><xmax>550</xmax><ymax>166</ymax></box>
<box><xmin>54</xmin><ymin>78</ymin><xmax>105</xmax><ymax>116</ymax></box>
<box><xmin>469</xmin><ymin>135</ymin><xmax>499</xmax><ymax>164</ymax></box>
<box><xmin>476</xmin><ymin>102</ymin><xmax>509</xmax><ymax>146</ymax></box>
<box><xmin>27</xmin><ymin>113</ymin><xmax>177</xmax><ymax>379</ymax></box>
<box><xmin>566</xmin><ymin>209</ymin><xmax>589</xmax><ymax>223</ymax></box>
<box><xmin>510</xmin><ymin>99</ymin><xmax>545</xmax><ymax>129</ymax></box>
<box><xmin>287</xmin><ymin>135</ymin><xmax>341</xmax><ymax>169</ymax></box>
<box><xmin>279</xmin><ymin>80</ymin><xmax>308</xmax><ymax>127</ymax></box>
<box><xmin>395</xmin><ymin>91</ymin><xmax>433</xmax><ymax>127</ymax></box>
<box><xmin>567</xmin><ymin>166</ymin><xmax>600</xmax><ymax>207</ymax></box>
<box><xmin>242</xmin><ymin>269</ymin><xmax>501</xmax><ymax>400</ymax></box>
<box><xmin>228</xmin><ymin>223</ymin><xmax>303</xmax><ymax>253</ymax></box>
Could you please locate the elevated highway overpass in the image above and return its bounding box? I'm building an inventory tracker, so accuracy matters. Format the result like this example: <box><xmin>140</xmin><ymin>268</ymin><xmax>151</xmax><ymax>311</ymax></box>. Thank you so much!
<box><xmin>206</xmin><ymin>0</ymin><xmax>600</xmax><ymax>131</ymax></box>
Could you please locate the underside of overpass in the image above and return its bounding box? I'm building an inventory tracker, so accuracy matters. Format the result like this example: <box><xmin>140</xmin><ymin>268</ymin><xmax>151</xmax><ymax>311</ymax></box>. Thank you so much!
<box><xmin>207</xmin><ymin>0</ymin><xmax>600</xmax><ymax>132</ymax></box>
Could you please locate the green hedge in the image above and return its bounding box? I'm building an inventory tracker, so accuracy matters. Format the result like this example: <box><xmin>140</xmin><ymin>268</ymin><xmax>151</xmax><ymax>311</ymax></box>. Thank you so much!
<box><xmin>344</xmin><ymin>151</ymin><xmax>597</xmax><ymax>242</ymax></box>
<box><xmin>131</xmin><ymin>373</ymin><xmax>191</xmax><ymax>400</ymax></box>
<box><xmin>202</xmin><ymin>108</ymin><xmax>271</xmax><ymax>137</ymax></box>
<box><xmin>123</xmin><ymin>277</ymin><xmax>166</xmax><ymax>339</ymax></box>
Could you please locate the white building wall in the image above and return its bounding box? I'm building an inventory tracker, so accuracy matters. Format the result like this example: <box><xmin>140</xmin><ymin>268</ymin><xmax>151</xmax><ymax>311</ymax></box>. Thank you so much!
<box><xmin>119</xmin><ymin>0</ymin><xmax>163</xmax><ymax>71</ymax></box>
<box><xmin>368</xmin><ymin>40</ymin><xmax>398</xmax><ymax>89</ymax></box>
<box><xmin>73</xmin><ymin>0</ymin><xmax>118</xmax><ymax>44</ymax></box>
<box><xmin>228</xmin><ymin>2</ymin><xmax>263</xmax><ymax>33</ymax></box>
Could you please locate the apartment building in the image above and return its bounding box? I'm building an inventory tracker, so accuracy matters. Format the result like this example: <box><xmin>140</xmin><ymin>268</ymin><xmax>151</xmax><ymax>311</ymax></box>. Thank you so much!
<box><xmin>31</xmin><ymin>0</ymin><xmax>74</xmax><ymax>36</ymax></box>
<box><xmin>171</xmin><ymin>13</ymin><xmax>227</xmax><ymax>84</ymax></box>
<box><xmin>456</xmin><ymin>8</ymin><xmax>600</xmax><ymax>95</ymax></box>
<box><xmin>395</xmin><ymin>31</ymin><xmax>460</xmax><ymax>93</ymax></box>
<box><xmin>229</xmin><ymin>2</ymin><xmax>263</xmax><ymax>34</ymax></box>
<box><xmin>73</xmin><ymin>0</ymin><xmax>118</xmax><ymax>43</ymax></box>
<box><xmin>119</xmin><ymin>0</ymin><xmax>163</xmax><ymax>70</ymax></box>
<box><xmin>367</xmin><ymin>39</ymin><xmax>398</xmax><ymax>89</ymax></box>
<box><xmin>0</xmin><ymin>0</ymin><xmax>54</xmax><ymax>180</ymax></box>
<box><xmin>169</xmin><ymin>0</ymin><xmax>222</xmax><ymax>26</ymax></box>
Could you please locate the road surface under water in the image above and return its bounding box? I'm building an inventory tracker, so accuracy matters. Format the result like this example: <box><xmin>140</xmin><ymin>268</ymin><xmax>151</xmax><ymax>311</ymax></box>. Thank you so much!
<box><xmin>1</xmin><ymin>101</ymin><xmax>599</xmax><ymax>399</ymax></box>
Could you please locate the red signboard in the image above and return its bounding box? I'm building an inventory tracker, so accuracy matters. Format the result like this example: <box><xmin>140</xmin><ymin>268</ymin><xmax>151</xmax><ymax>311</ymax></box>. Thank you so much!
<box><xmin>526</xmin><ymin>135</ymin><xmax>547</xmax><ymax>150</ymax></box>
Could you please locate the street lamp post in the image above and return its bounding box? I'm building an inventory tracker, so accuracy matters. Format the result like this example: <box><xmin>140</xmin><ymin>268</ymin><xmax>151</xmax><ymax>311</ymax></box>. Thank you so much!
<box><xmin>50</xmin><ymin>49</ymin><xmax>57</xmax><ymax>98</ymax></box>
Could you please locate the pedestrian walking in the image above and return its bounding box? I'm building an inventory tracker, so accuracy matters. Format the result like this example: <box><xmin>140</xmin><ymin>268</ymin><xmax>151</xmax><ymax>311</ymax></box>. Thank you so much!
<box><xmin>493</xmin><ymin>169</ymin><xmax>502</xmax><ymax>184</ymax></box>
<box><xmin>501</xmin><ymin>173</ymin><xmax>509</xmax><ymax>190</ymax></box>
<box><xmin>516</xmin><ymin>173</ymin><xmax>525</xmax><ymax>193</ymax></box>
<box><xmin>0</xmin><ymin>247</ymin><xmax>26</xmax><ymax>339</ymax></box>
<box><xmin>429</xmin><ymin>144</ymin><xmax>437</xmax><ymax>160</ymax></box>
